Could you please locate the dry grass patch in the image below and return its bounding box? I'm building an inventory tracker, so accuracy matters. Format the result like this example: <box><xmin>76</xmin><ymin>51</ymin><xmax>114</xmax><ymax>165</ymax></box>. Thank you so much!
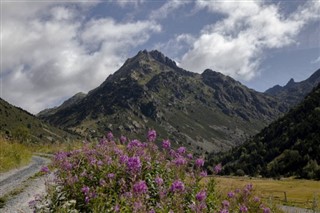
<box><xmin>214</xmin><ymin>176</ymin><xmax>320</xmax><ymax>210</ymax></box>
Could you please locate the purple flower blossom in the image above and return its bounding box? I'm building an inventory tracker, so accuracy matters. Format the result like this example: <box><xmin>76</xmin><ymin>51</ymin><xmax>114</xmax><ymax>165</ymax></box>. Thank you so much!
<box><xmin>222</xmin><ymin>200</ymin><xmax>230</xmax><ymax>208</ymax></box>
<box><xmin>97</xmin><ymin>160</ymin><xmax>103</xmax><ymax>166</ymax></box>
<box><xmin>195</xmin><ymin>158</ymin><xmax>205</xmax><ymax>167</ymax></box>
<box><xmin>171</xmin><ymin>180</ymin><xmax>185</xmax><ymax>193</ymax></box>
<box><xmin>262</xmin><ymin>207</ymin><xmax>271</xmax><ymax>213</ymax></box>
<box><xmin>239</xmin><ymin>204</ymin><xmax>248</xmax><ymax>212</ymax></box>
<box><xmin>133</xmin><ymin>201</ymin><xmax>143</xmax><ymax>211</ymax></box>
<box><xmin>85</xmin><ymin>196</ymin><xmax>90</xmax><ymax>204</ymax></box>
<box><xmin>114</xmin><ymin>204</ymin><xmax>120</xmax><ymax>212</ymax></box>
<box><xmin>133</xmin><ymin>180</ymin><xmax>148</xmax><ymax>195</ymax></box>
<box><xmin>81</xmin><ymin>186</ymin><xmax>90</xmax><ymax>195</ymax></box>
<box><xmin>187</xmin><ymin>153</ymin><xmax>193</xmax><ymax>159</ymax></box>
<box><xmin>107</xmin><ymin>173</ymin><xmax>115</xmax><ymax>179</ymax></box>
<box><xmin>174</xmin><ymin>156</ymin><xmax>187</xmax><ymax>166</ymax></box>
<box><xmin>99</xmin><ymin>179</ymin><xmax>106</xmax><ymax>186</ymax></box>
<box><xmin>147</xmin><ymin>129</ymin><xmax>157</xmax><ymax>142</ymax></box>
<box><xmin>119</xmin><ymin>155</ymin><xmax>128</xmax><ymax>164</ymax></box>
<box><xmin>177</xmin><ymin>146</ymin><xmax>186</xmax><ymax>154</ymax></box>
<box><xmin>162</xmin><ymin>139</ymin><xmax>171</xmax><ymax>149</ymax></box>
<box><xmin>126</xmin><ymin>156</ymin><xmax>142</xmax><ymax>173</ymax></box>
<box><xmin>214</xmin><ymin>163</ymin><xmax>222</xmax><ymax>174</ymax></box>
<box><xmin>155</xmin><ymin>177</ymin><xmax>164</xmax><ymax>186</ymax></box>
<box><xmin>254</xmin><ymin>196</ymin><xmax>260</xmax><ymax>202</ymax></box>
<box><xmin>196</xmin><ymin>190</ymin><xmax>207</xmax><ymax>202</ymax></box>
<box><xmin>219</xmin><ymin>209</ymin><xmax>229</xmax><ymax>213</ymax></box>
<box><xmin>40</xmin><ymin>166</ymin><xmax>49</xmax><ymax>173</ymax></box>
<box><xmin>200</xmin><ymin>170</ymin><xmax>208</xmax><ymax>177</ymax></box>
<box><xmin>107</xmin><ymin>132</ymin><xmax>114</xmax><ymax>140</ymax></box>
<box><xmin>127</xmin><ymin>139</ymin><xmax>142</xmax><ymax>149</ymax></box>
<box><xmin>227</xmin><ymin>191</ymin><xmax>235</xmax><ymax>198</ymax></box>
<box><xmin>246</xmin><ymin>183</ymin><xmax>253</xmax><ymax>191</ymax></box>
<box><xmin>120</xmin><ymin>135</ymin><xmax>127</xmax><ymax>143</ymax></box>
<box><xmin>149</xmin><ymin>209</ymin><xmax>155</xmax><ymax>213</ymax></box>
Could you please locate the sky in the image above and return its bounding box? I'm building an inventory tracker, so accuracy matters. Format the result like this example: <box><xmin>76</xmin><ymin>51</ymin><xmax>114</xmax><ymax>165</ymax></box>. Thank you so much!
<box><xmin>1</xmin><ymin>0</ymin><xmax>320</xmax><ymax>114</ymax></box>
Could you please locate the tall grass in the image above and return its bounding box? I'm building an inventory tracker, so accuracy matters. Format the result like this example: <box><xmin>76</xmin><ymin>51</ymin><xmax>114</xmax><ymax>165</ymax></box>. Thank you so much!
<box><xmin>0</xmin><ymin>137</ymin><xmax>32</xmax><ymax>172</ymax></box>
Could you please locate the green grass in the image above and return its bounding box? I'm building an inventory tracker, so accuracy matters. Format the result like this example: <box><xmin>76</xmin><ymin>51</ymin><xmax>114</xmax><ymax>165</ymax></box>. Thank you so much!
<box><xmin>0</xmin><ymin>137</ymin><xmax>32</xmax><ymax>172</ymax></box>
<box><xmin>214</xmin><ymin>176</ymin><xmax>320</xmax><ymax>210</ymax></box>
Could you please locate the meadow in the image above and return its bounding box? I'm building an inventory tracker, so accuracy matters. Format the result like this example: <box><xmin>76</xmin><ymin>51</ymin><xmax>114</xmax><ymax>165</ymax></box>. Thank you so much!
<box><xmin>215</xmin><ymin>176</ymin><xmax>320</xmax><ymax>210</ymax></box>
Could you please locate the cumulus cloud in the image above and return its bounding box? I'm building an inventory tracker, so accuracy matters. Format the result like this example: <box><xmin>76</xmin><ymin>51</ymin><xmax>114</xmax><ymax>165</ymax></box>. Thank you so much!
<box><xmin>112</xmin><ymin>0</ymin><xmax>145</xmax><ymax>7</ymax></box>
<box><xmin>180</xmin><ymin>0</ymin><xmax>320</xmax><ymax>80</ymax></box>
<box><xmin>1</xmin><ymin>2</ymin><xmax>160</xmax><ymax>114</ymax></box>
<box><xmin>150</xmin><ymin>0</ymin><xmax>189</xmax><ymax>20</ymax></box>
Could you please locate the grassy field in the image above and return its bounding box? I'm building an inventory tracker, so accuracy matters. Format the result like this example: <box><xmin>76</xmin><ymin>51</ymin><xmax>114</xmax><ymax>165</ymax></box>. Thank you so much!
<box><xmin>0</xmin><ymin>137</ymin><xmax>32</xmax><ymax>172</ymax></box>
<box><xmin>0</xmin><ymin>136</ymin><xmax>82</xmax><ymax>173</ymax></box>
<box><xmin>214</xmin><ymin>176</ymin><xmax>320</xmax><ymax>210</ymax></box>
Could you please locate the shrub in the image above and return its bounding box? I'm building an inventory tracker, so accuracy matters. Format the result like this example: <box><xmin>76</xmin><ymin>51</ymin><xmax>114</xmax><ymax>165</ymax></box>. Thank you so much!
<box><xmin>30</xmin><ymin>130</ymin><xmax>275</xmax><ymax>212</ymax></box>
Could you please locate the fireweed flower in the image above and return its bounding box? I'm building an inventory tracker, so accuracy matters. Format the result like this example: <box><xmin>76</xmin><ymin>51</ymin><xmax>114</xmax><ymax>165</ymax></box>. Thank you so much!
<box><xmin>133</xmin><ymin>180</ymin><xmax>148</xmax><ymax>195</ymax></box>
<box><xmin>126</xmin><ymin>156</ymin><xmax>142</xmax><ymax>173</ymax></box>
<box><xmin>120</xmin><ymin>135</ymin><xmax>127</xmax><ymax>143</ymax></box>
<box><xmin>162</xmin><ymin>139</ymin><xmax>171</xmax><ymax>149</ymax></box>
<box><xmin>200</xmin><ymin>170</ymin><xmax>208</xmax><ymax>177</ymax></box>
<box><xmin>177</xmin><ymin>146</ymin><xmax>186</xmax><ymax>154</ymax></box>
<box><xmin>222</xmin><ymin>200</ymin><xmax>230</xmax><ymax>208</ymax></box>
<box><xmin>187</xmin><ymin>153</ymin><xmax>193</xmax><ymax>159</ymax></box>
<box><xmin>174</xmin><ymin>156</ymin><xmax>187</xmax><ymax>166</ymax></box>
<box><xmin>171</xmin><ymin>180</ymin><xmax>185</xmax><ymax>193</ymax></box>
<box><xmin>127</xmin><ymin>139</ymin><xmax>142</xmax><ymax>149</ymax></box>
<box><xmin>107</xmin><ymin>132</ymin><xmax>114</xmax><ymax>140</ymax></box>
<box><xmin>220</xmin><ymin>209</ymin><xmax>229</xmax><ymax>213</ymax></box>
<box><xmin>155</xmin><ymin>177</ymin><xmax>163</xmax><ymax>186</ymax></box>
<box><xmin>147</xmin><ymin>129</ymin><xmax>157</xmax><ymax>142</ymax></box>
<box><xmin>195</xmin><ymin>158</ymin><xmax>205</xmax><ymax>167</ymax></box>
<box><xmin>227</xmin><ymin>191</ymin><xmax>235</xmax><ymax>198</ymax></box>
<box><xmin>107</xmin><ymin>173</ymin><xmax>115</xmax><ymax>179</ymax></box>
<box><xmin>81</xmin><ymin>186</ymin><xmax>90</xmax><ymax>195</ymax></box>
<box><xmin>254</xmin><ymin>196</ymin><xmax>260</xmax><ymax>202</ymax></box>
<box><xmin>196</xmin><ymin>190</ymin><xmax>207</xmax><ymax>202</ymax></box>
<box><xmin>214</xmin><ymin>163</ymin><xmax>222</xmax><ymax>174</ymax></box>
<box><xmin>239</xmin><ymin>204</ymin><xmax>248</xmax><ymax>212</ymax></box>
<box><xmin>262</xmin><ymin>207</ymin><xmax>271</xmax><ymax>213</ymax></box>
<box><xmin>40</xmin><ymin>166</ymin><xmax>49</xmax><ymax>173</ymax></box>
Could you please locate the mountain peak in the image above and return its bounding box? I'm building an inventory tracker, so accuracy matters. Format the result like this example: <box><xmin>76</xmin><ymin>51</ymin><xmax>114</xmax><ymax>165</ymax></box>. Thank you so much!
<box><xmin>286</xmin><ymin>78</ymin><xmax>295</xmax><ymax>87</ymax></box>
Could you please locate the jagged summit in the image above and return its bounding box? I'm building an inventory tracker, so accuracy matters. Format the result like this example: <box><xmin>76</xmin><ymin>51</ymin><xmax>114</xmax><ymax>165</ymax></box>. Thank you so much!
<box><xmin>38</xmin><ymin>50</ymin><xmax>314</xmax><ymax>153</ymax></box>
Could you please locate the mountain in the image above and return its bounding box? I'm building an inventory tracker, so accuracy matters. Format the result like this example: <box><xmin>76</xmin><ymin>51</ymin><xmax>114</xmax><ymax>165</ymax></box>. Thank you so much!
<box><xmin>0</xmin><ymin>98</ymin><xmax>77</xmax><ymax>143</ymax></box>
<box><xmin>38</xmin><ymin>92</ymin><xmax>86</xmax><ymax>117</ymax></box>
<box><xmin>214</xmin><ymin>83</ymin><xmax>320</xmax><ymax>179</ymax></box>
<box><xmin>38</xmin><ymin>50</ymin><xmax>287</xmax><ymax>153</ymax></box>
<box><xmin>265</xmin><ymin>69</ymin><xmax>320</xmax><ymax>106</ymax></box>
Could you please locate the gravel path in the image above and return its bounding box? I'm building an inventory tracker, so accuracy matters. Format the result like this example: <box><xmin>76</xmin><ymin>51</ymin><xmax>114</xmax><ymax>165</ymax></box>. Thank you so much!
<box><xmin>0</xmin><ymin>155</ymin><xmax>51</xmax><ymax>213</ymax></box>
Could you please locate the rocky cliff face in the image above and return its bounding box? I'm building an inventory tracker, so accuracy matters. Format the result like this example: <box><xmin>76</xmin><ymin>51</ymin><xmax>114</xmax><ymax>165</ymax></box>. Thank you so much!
<box><xmin>265</xmin><ymin>69</ymin><xmax>320</xmax><ymax>106</ymax></box>
<box><xmin>39</xmin><ymin>50</ymin><xmax>289</xmax><ymax>153</ymax></box>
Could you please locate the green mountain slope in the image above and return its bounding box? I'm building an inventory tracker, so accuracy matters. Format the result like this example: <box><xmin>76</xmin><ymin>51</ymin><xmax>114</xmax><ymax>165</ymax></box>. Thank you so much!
<box><xmin>0</xmin><ymin>98</ymin><xmax>77</xmax><ymax>143</ymax></box>
<box><xmin>214</xmin><ymin>84</ymin><xmax>320</xmax><ymax>179</ymax></box>
<box><xmin>39</xmin><ymin>50</ymin><xmax>288</xmax><ymax>153</ymax></box>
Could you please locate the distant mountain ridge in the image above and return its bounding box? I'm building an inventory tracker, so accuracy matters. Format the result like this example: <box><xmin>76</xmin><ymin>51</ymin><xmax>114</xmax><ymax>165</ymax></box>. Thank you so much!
<box><xmin>38</xmin><ymin>50</ymin><xmax>291</xmax><ymax>153</ymax></box>
<box><xmin>214</xmin><ymin>83</ymin><xmax>320</xmax><ymax>179</ymax></box>
<box><xmin>265</xmin><ymin>69</ymin><xmax>320</xmax><ymax>106</ymax></box>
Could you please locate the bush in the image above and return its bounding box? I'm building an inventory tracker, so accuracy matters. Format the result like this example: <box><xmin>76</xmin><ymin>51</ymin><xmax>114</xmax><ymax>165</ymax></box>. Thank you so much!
<box><xmin>30</xmin><ymin>130</ymin><xmax>275</xmax><ymax>212</ymax></box>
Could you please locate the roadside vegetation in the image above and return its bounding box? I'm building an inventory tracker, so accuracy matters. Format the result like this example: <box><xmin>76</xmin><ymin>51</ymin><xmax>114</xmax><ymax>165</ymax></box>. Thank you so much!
<box><xmin>0</xmin><ymin>136</ymin><xmax>32</xmax><ymax>172</ymax></box>
<box><xmin>30</xmin><ymin>130</ymin><xmax>279</xmax><ymax>212</ymax></box>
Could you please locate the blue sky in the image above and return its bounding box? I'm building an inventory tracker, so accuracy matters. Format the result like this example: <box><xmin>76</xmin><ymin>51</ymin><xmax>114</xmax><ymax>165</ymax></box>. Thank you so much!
<box><xmin>1</xmin><ymin>0</ymin><xmax>320</xmax><ymax>113</ymax></box>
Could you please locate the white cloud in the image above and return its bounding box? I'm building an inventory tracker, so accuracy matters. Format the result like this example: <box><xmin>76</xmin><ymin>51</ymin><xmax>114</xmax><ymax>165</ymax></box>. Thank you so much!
<box><xmin>1</xmin><ymin>2</ymin><xmax>160</xmax><ymax>114</ymax></box>
<box><xmin>180</xmin><ymin>0</ymin><xmax>320</xmax><ymax>80</ymax></box>
<box><xmin>311</xmin><ymin>56</ymin><xmax>320</xmax><ymax>64</ymax></box>
<box><xmin>150</xmin><ymin>0</ymin><xmax>189</xmax><ymax>20</ymax></box>
<box><xmin>112</xmin><ymin>0</ymin><xmax>145</xmax><ymax>7</ymax></box>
